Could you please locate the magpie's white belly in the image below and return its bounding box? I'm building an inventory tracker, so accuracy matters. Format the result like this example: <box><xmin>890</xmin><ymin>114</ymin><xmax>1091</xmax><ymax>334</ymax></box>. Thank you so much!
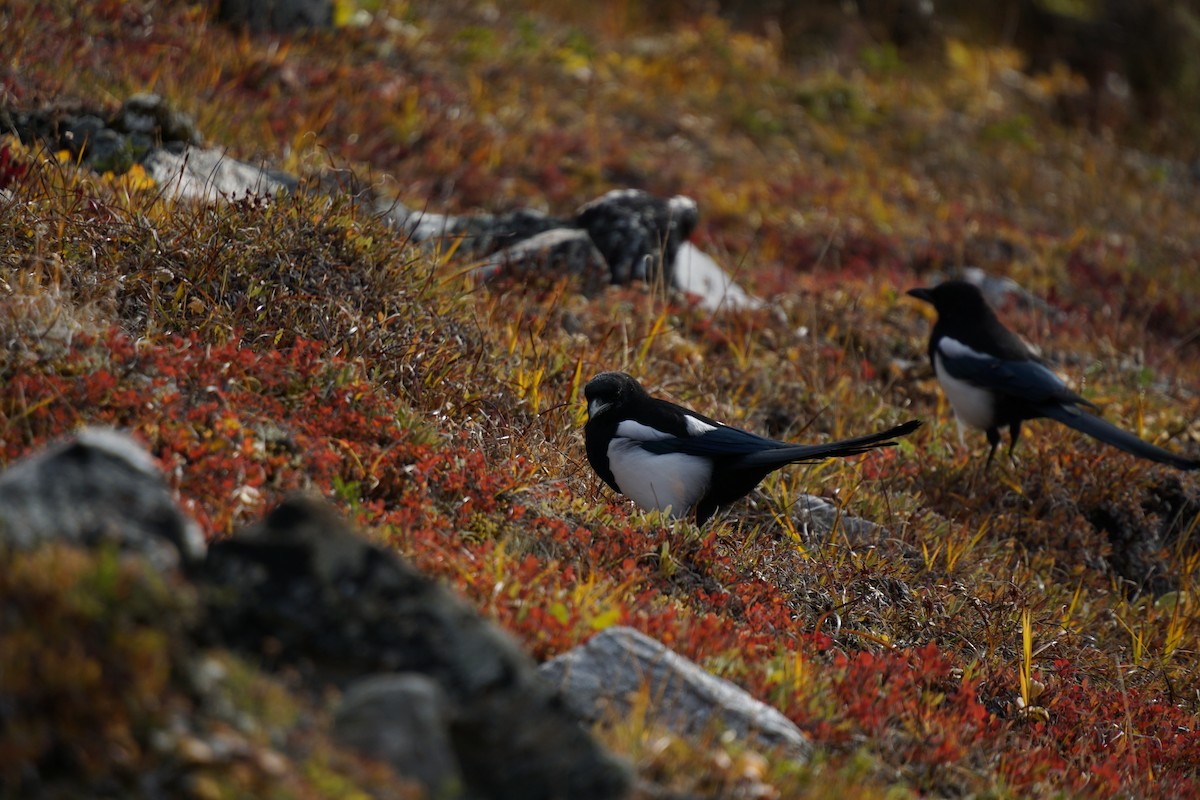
<box><xmin>934</xmin><ymin>352</ymin><xmax>995</xmax><ymax>431</ymax></box>
<box><xmin>607</xmin><ymin>438</ymin><xmax>711</xmax><ymax>516</ymax></box>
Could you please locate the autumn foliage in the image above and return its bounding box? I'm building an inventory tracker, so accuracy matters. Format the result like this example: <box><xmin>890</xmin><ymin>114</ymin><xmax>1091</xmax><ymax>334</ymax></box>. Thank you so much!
<box><xmin>3</xmin><ymin>0</ymin><xmax>1200</xmax><ymax>797</ymax></box>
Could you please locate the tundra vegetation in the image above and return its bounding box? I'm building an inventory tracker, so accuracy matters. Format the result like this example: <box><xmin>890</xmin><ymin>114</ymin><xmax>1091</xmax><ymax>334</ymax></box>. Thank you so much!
<box><xmin>2</xmin><ymin>1</ymin><xmax>1200</xmax><ymax>797</ymax></box>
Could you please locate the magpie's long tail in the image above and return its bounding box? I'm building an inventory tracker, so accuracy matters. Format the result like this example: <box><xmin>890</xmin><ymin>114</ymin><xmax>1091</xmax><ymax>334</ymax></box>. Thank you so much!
<box><xmin>1040</xmin><ymin>403</ymin><xmax>1199</xmax><ymax>470</ymax></box>
<box><xmin>736</xmin><ymin>419</ymin><xmax>922</xmax><ymax>469</ymax></box>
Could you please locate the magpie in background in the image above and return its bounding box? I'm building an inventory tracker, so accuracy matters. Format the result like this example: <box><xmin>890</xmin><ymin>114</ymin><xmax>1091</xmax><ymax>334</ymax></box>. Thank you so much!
<box><xmin>907</xmin><ymin>279</ymin><xmax>1200</xmax><ymax>470</ymax></box>
<box><xmin>584</xmin><ymin>371</ymin><xmax>921</xmax><ymax>525</ymax></box>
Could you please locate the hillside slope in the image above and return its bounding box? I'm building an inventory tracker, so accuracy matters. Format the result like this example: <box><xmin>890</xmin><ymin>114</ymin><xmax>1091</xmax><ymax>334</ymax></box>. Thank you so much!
<box><xmin>2</xmin><ymin>1</ymin><xmax>1200</xmax><ymax>796</ymax></box>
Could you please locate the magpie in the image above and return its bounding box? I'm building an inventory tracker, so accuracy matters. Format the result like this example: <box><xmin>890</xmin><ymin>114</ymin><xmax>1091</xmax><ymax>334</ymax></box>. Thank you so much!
<box><xmin>583</xmin><ymin>371</ymin><xmax>921</xmax><ymax>525</ymax></box>
<box><xmin>907</xmin><ymin>279</ymin><xmax>1199</xmax><ymax>470</ymax></box>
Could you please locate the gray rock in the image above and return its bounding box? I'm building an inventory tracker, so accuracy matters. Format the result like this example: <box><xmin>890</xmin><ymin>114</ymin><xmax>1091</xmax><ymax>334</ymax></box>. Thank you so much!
<box><xmin>0</xmin><ymin>428</ymin><xmax>205</xmax><ymax>569</ymax></box>
<box><xmin>478</xmin><ymin>228</ymin><xmax>610</xmax><ymax>295</ymax></box>
<box><xmin>217</xmin><ymin>0</ymin><xmax>333</xmax><ymax>32</ymax></box>
<box><xmin>63</xmin><ymin>114</ymin><xmax>106</xmax><ymax>157</ymax></box>
<box><xmin>113</xmin><ymin>93</ymin><xmax>202</xmax><ymax>148</ymax></box>
<box><xmin>8</xmin><ymin>98</ymin><xmax>200</xmax><ymax>179</ymax></box>
<box><xmin>791</xmin><ymin>493</ymin><xmax>882</xmax><ymax>545</ymax></box>
<box><xmin>540</xmin><ymin>626</ymin><xmax>810</xmax><ymax>760</ymax></box>
<box><xmin>202</xmin><ymin>496</ymin><xmax>631</xmax><ymax>800</ymax></box>
<box><xmin>386</xmin><ymin>203</ymin><xmax>569</xmax><ymax>258</ymax></box>
<box><xmin>334</xmin><ymin>674</ymin><xmax>464</xmax><ymax>798</ymax></box>
<box><xmin>382</xmin><ymin>190</ymin><xmax>764</xmax><ymax>310</ymax></box>
<box><xmin>673</xmin><ymin>242</ymin><xmax>763</xmax><ymax>312</ymax></box>
<box><xmin>142</xmin><ymin>146</ymin><xmax>298</xmax><ymax>202</ymax></box>
<box><xmin>63</xmin><ymin>115</ymin><xmax>133</xmax><ymax>174</ymax></box>
<box><xmin>84</xmin><ymin>129</ymin><xmax>135</xmax><ymax>173</ymax></box>
<box><xmin>575</xmin><ymin>189</ymin><xmax>698</xmax><ymax>285</ymax></box>
<box><xmin>467</xmin><ymin>208</ymin><xmax>571</xmax><ymax>254</ymax></box>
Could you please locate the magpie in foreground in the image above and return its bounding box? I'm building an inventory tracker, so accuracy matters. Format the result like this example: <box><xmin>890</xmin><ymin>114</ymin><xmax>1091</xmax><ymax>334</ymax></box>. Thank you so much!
<box><xmin>584</xmin><ymin>371</ymin><xmax>921</xmax><ymax>525</ymax></box>
<box><xmin>908</xmin><ymin>279</ymin><xmax>1199</xmax><ymax>470</ymax></box>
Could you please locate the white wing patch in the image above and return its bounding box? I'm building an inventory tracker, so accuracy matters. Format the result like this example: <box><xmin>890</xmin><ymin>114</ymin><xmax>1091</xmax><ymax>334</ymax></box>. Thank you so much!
<box><xmin>684</xmin><ymin>414</ymin><xmax>718</xmax><ymax>436</ymax></box>
<box><xmin>606</xmin><ymin>438</ymin><xmax>711</xmax><ymax>517</ymax></box>
<box><xmin>937</xmin><ymin>336</ymin><xmax>990</xmax><ymax>360</ymax></box>
<box><xmin>615</xmin><ymin>419</ymin><xmax>674</xmax><ymax>441</ymax></box>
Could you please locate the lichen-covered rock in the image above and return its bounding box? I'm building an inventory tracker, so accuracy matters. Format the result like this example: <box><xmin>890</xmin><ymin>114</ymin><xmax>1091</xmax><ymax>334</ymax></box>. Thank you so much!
<box><xmin>202</xmin><ymin>496</ymin><xmax>631</xmax><ymax>800</ymax></box>
<box><xmin>143</xmin><ymin>146</ymin><xmax>298</xmax><ymax>202</ymax></box>
<box><xmin>112</xmin><ymin>93</ymin><xmax>202</xmax><ymax>151</ymax></box>
<box><xmin>6</xmin><ymin>97</ymin><xmax>201</xmax><ymax>175</ymax></box>
<box><xmin>379</xmin><ymin>188</ymin><xmax>764</xmax><ymax>308</ymax></box>
<box><xmin>0</xmin><ymin>428</ymin><xmax>205</xmax><ymax>569</ymax></box>
<box><xmin>541</xmin><ymin>626</ymin><xmax>810</xmax><ymax>760</ymax></box>
<box><xmin>477</xmin><ymin>228</ymin><xmax>610</xmax><ymax>295</ymax></box>
<box><xmin>575</xmin><ymin>189</ymin><xmax>698</xmax><ymax>285</ymax></box>
<box><xmin>388</xmin><ymin>203</ymin><xmax>570</xmax><ymax>258</ymax></box>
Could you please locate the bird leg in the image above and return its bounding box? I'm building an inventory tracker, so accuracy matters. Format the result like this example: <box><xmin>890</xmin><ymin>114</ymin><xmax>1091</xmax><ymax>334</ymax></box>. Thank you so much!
<box><xmin>1007</xmin><ymin>422</ymin><xmax>1022</xmax><ymax>467</ymax></box>
<box><xmin>985</xmin><ymin>427</ymin><xmax>1001</xmax><ymax>469</ymax></box>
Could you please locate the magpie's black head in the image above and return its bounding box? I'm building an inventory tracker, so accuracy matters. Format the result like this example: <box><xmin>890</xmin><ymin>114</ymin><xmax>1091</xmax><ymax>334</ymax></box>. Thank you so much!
<box><xmin>584</xmin><ymin>371</ymin><xmax>647</xmax><ymax>421</ymax></box>
<box><xmin>907</xmin><ymin>280</ymin><xmax>991</xmax><ymax>320</ymax></box>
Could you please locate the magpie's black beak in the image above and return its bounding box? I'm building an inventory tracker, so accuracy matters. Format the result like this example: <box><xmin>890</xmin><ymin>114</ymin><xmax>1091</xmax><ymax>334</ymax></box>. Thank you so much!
<box><xmin>587</xmin><ymin>398</ymin><xmax>612</xmax><ymax>419</ymax></box>
<box><xmin>906</xmin><ymin>287</ymin><xmax>933</xmax><ymax>304</ymax></box>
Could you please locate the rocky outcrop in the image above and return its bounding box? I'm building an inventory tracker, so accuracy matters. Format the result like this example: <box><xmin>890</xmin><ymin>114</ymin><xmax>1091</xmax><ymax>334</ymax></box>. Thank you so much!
<box><xmin>575</xmin><ymin>189</ymin><xmax>698</xmax><ymax>286</ymax></box>
<box><xmin>386</xmin><ymin>188</ymin><xmax>760</xmax><ymax>310</ymax></box>
<box><xmin>201</xmin><ymin>495</ymin><xmax>632</xmax><ymax>800</ymax></box>
<box><xmin>3</xmin><ymin>94</ymin><xmax>201</xmax><ymax>175</ymax></box>
<box><xmin>384</xmin><ymin>205</ymin><xmax>570</xmax><ymax>256</ymax></box>
<box><xmin>333</xmin><ymin>673</ymin><xmax>464</xmax><ymax>797</ymax></box>
<box><xmin>0</xmin><ymin>429</ymin><xmax>838</xmax><ymax>795</ymax></box>
<box><xmin>384</xmin><ymin>189</ymin><xmax>696</xmax><ymax>287</ymax></box>
<box><xmin>5</xmin><ymin>94</ymin><xmax>762</xmax><ymax>313</ymax></box>
<box><xmin>0</xmin><ymin>432</ymin><xmax>629</xmax><ymax>799</ymax></box>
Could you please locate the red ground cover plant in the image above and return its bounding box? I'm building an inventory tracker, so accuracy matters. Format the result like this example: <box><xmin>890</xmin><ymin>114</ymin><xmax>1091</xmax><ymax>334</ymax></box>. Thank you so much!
<box><xmin>0</xmin><ymin>329</ymin><xmax>523</xmax><ymax>538</ymax></box>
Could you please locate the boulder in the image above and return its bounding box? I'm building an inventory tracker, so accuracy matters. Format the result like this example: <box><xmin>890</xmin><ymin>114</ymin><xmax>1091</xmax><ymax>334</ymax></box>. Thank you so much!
<box><xmin>575</xmin><ymin>189</ymin><xmax>698</xmax><ymax>285</ymax></box>
<box><xmin>112</xmin><ymin>93</ymin><xmax>202</xmax><ymax>151</ymax></box>
<box><xmin>541</xmin><ymin>626</ymin><xmax>810</xmax><ymax>760</ymax></box>
<box><xmin>202</xmin><ymin>496</ymin><xmax>631</xmax><ymax>800</ymax></box>
<box><xmin>478</xmin><ymin>228</ymin><xmax>610</xmax><ymax>295</ymax></box>
<box><xmin>0</xmin><ymin>428</ymin><xmax>204</xmax><ymax>569</ymax></box>
<box><xmin>673</xmin><ymin>241</ymin><xmax>763</xmax><ymax>312</ymax></box>
<box><xmin>142</xmin><ymin>146</ymin><xmax>298</xmax><ymax>202</ymax></box>
<box><xmin>334</xmin><ymin>673</ymin><xmax>464</xmax><ymax>797</ymax></box>
<box><xmin>389</xmin><ymin>203</ymin><xmax>570</xmax><ymax>258</ymax></box>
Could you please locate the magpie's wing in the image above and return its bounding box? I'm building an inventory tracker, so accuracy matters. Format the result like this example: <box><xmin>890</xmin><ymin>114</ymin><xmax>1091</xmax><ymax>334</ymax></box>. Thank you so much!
<box><xmin>938</xmin><ymin>346</ymin><xmax>1092</xmax><ymax>408</ymax></box>
<box><xmin>639</xmin><ymin>424</ymin><xmax>785</xmax><ymax>458</ymax></box>
<box><xmin>641</xmin><ymin>419</ymin><xmax>921</xmax><ymax>467</ymax></box>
